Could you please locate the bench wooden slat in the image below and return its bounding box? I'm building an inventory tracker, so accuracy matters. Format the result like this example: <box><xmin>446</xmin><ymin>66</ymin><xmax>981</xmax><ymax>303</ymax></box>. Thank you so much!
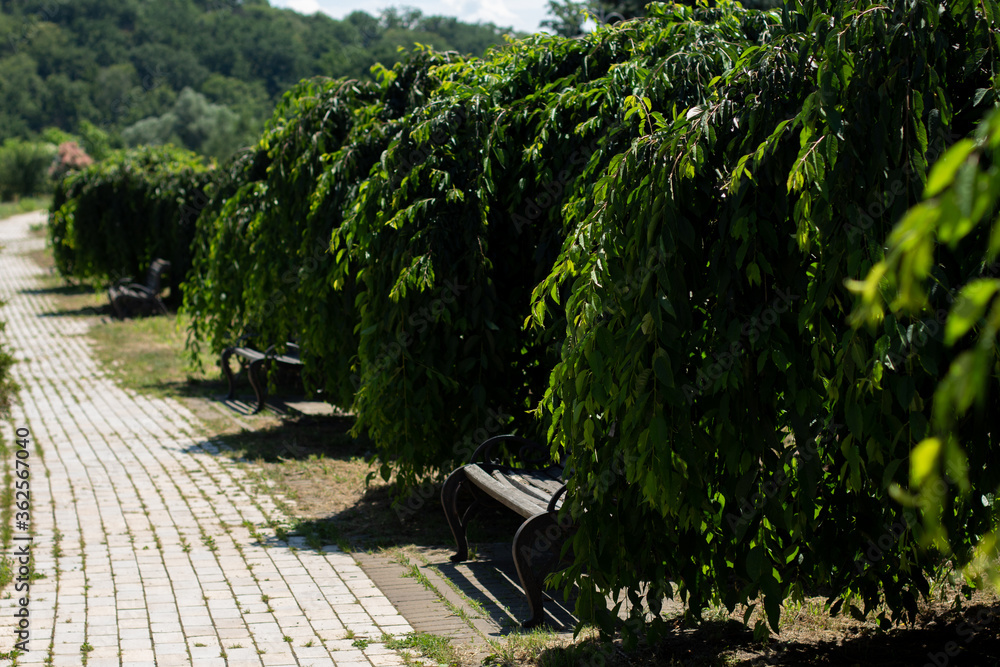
<box><xmin>465</xmin><ymin>465</ymin><xmax>549</xmax><ymax>518</ymax></box>
<box><xmin>272</xmin><ymin>353</ymin><xmax>302</xmax><ymax>366</ymax></box>
<box><xmin>233</xmin><ymin>347</ymin><xmax>267</xmax><ymax>362</ymax></box>
<box><xmin>501</xmin><ymin>471</ymin><xmax>563</xmax><ymax>508</ymax></box>
<box><xmin>505</xmin><ymin>470</ymin><xmax>564</xmax><ymax>498</ymax></box>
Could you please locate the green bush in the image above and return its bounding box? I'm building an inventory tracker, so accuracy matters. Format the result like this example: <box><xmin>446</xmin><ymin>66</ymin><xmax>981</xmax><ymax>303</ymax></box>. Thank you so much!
<box><xmin>48</xmin><ymin>145</ymin><xmax>213</xmax><ymax>300</ymax></box>
<box><xmin>530</xmin><ymin>0</ymin><xmax>999</xmax><ymax>641</ymax></box>
<box><xmin>0</xmin><ymin>139</ymin><xmax>55</xmax><ymax>201</ymax></box>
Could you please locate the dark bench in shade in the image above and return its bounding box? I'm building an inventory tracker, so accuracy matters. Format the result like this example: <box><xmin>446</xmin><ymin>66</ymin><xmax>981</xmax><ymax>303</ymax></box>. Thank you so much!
<box><xmin>108</xmin><ymin>259</ymin><xmax>170</xmax><ymax>319</ymax></box>
<box><xmin>441</xmin><ymin>434</ymin><xmax>570</xmax><ymax>628</ymax></box>
<box><xmin>221</xmin><ymin>340</ymin><xmax>303</xmax><ymax>413</ymax></box>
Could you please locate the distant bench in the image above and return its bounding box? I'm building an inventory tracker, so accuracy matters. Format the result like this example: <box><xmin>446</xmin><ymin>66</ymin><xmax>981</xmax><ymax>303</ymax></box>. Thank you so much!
<box><xmin>441</xmin><ymin>435</ymin><xmax>570</xmax><ymax>628</ymax></box>
<box><xmin>221</xmin><ymin>339</ymin><xmax>303</xmax><ymax>413</ymax></box>
<box><xmin>107</xmin><ymin>259</ymin><xmax>170</xmax><ymax>319</ymax></box>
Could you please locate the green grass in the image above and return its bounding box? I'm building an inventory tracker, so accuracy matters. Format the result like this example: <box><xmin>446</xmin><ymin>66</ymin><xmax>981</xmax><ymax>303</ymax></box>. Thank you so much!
<box><xmin>384</xmin><ymin>632</ymin><xmax>460</xmax><ymax>667</ymax></box>
<box><xmin>88</xmin><ymin>313</ymin><xmax>218</xmax><ymax>398</ymax></box>
<box><xmin>0</xmin><ymin>196</ymin><xmax>50</xmax><ymax>220</ymax></box>
<box><xmin>0</xmin><ymin>433</ymin><xmax>15</xmax><ymax>591</ymax></box>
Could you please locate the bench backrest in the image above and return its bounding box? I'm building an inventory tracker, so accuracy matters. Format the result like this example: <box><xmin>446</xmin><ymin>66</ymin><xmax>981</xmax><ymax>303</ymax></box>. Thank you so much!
<box><xmin>145</xmin><ymin>259</ymin><xmax>171</xmax><ymax>292</ymax></box>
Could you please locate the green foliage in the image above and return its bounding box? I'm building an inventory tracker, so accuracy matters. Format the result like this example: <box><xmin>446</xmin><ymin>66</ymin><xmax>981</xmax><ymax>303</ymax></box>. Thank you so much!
<box><xmin>0</xmin><ymin>1</ymin><xmax>517</xmax><ymax>153</ymax></box>
<box><xmin>133</xmin><ymin>0</ymin><xmax>1000</xmax><ymax>644</ymax></box>
<box><xmin>850</xmin><ymin>109</ymin><xmax>1000</xmax><ymax>586</ymax></box>
<box><xmin>48</xmin><ymin>145</ymin><xmax>213</xmax><ymax>298</ymax></box>
<box><xmin>186</xmin><ymin>8</ymin><xmax>737</xmax><ymax>487</ymax></box>
<box><xmin>527</xmin><ymin>0</ymin><xmax>999</xmax><ymax>642</ymax></box>
<box><xmin>122</xmin><ymin>87</ymin><xmax>246</xmax><ymax>160</ymax></box>
<box><xmin>0</xmin><ymin>139</ymin><xmax>56</xmax><ymax>200</ymax></box>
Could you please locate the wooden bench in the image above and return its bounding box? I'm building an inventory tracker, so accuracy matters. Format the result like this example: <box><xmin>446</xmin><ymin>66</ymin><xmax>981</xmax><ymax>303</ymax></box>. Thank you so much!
<box><xmin>107</xmin><ymin>259</ymin><xmax>170</xmax><ymax>319</ymax></box>
<box><xmin>220</xmin><ymin>339</ymin><xmax>303</xmax><ymax>413</ymax></box>
<box><xmin>441</xmin><ymin>434</ymin><xmax>570</xmax><ymax>628</ymax></box>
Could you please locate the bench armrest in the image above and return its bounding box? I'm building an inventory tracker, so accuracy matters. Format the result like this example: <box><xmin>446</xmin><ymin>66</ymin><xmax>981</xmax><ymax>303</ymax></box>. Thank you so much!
<box><xmin>546</xmin><ymin>483</ymin><xmax>567</xmax><ymax>513</ymax></box>
<box><xmin>470</xmin><ymin>435</ymin><xmax>553</xmax><ymax>468</ymax></box>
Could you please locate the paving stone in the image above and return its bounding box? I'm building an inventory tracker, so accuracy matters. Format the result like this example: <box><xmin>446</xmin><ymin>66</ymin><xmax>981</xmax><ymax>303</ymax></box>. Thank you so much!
<box><xmin>0</xmin><ymin>212</ymin><xmax>416</xmax><ymax>665</ymax></box>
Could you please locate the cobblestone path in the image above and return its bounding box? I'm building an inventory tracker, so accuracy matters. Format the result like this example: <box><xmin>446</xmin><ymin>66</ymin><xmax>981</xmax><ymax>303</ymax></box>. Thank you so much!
<box><xmin>0</xmin><ymin>211</ymin><xmax>415</xmax><ymax>666</ymax></box>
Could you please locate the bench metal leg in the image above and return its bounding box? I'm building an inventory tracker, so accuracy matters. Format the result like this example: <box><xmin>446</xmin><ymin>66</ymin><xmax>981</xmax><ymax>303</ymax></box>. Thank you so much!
<box><xmin>513</xmin><ymin>511</ymin><xmax>571</xmax><ymax>628</ymax></box>
<box><xmin>221</xmin><ymin>347</ymin><xmax>237</xmax><ymax>400</ymax></box>
<box><xmin>442</xmin><ymin>466</ymin><xmax>479</xmax><ymax>562</ymax></box>
<box><xmin>248</xmin><ymin>358</ymin><xmax>268</xmax><ymax>413</ymax></box>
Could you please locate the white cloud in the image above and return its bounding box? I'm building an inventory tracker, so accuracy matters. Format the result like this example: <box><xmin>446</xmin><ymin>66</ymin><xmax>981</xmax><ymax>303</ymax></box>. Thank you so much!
<box><xmin>281</xmin><ymin>0</ymin><xmax>322</xmax><ymax>14</ymax></box>
<box><xmin>270</xmin><ymin>0</ymin><xmax>549</xmax><ymax>33</ymax></box>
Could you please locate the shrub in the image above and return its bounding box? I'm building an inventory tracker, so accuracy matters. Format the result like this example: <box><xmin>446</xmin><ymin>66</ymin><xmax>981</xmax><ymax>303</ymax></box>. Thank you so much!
<box><xmin>530</xmin><ymin>0</ymin><xmax>999</xmax><ymax>640</ymax></box>
<box><xmin>0</xmin><ymin>139</ymin><xmax>56</xmax><ymax>201</ymax></box>
<box><xmin>48</xmin><ymin>145</ymin><xmax>213</xmax><ymax>300</ymax></box>
<box><xmin>47</xmin><ymin>141</ymin><xmax>94</xmax><ymax>181</ymax></box>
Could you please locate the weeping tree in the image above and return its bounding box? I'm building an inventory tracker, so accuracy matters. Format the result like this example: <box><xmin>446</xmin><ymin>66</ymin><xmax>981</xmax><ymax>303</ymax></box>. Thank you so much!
<box><xmin>48</xmin><ymin>145</ymin><xmax>213</xmax><ymax>299</ymax></box>
<box><xmin>850</xmin><ymin>108</ymin><xmax>1000</xmax><ymax>591</ymax></box>
<box><xmin>184</xmin><ymin>0</ymin><xmax>1000</xmax><ymax>641</ymax></box>
<box><xmin>182</xmin><ymin>75</ymin><xmax>391</xmax><ymax>408</ymax></box>
<box><xmin>530</xmin><ymin>0</ymin><xmax>1000</xmax><ymax>641</ymax></box>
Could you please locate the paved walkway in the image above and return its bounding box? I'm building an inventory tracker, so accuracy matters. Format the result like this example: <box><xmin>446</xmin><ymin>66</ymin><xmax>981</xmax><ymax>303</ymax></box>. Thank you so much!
<box><xmin>0</xmin><ymin>211</ymin><xmax>415</xmax><ymax>666</ymax></box>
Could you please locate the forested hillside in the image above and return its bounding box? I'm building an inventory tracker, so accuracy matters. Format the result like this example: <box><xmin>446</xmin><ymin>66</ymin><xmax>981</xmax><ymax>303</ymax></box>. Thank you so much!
<box><xmin>0</xmin><ymin>0</ymin><xmax>516</xmax><ymax>157</ymax></box>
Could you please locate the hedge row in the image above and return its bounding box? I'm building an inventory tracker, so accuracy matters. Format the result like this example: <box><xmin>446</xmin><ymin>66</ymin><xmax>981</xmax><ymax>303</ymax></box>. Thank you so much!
<box><xmin>529</xmin><ymin>0</ymin><xmax>1000</xmax><ymax>638</ymax></box>
<box><xmin>182</xmin><ymin>10</ymin><xmax>741</xmax><ymax>484</ymax></box>
<box><xmin>48</xmin><ymin>145</ymin><xmax>213</xmax><ymax>299</ymax></box>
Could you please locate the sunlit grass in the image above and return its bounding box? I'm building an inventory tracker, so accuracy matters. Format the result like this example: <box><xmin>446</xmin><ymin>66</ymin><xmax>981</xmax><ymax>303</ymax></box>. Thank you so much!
<box><xmin>0</xmin><ymin>196</ymin><xmax>51</xmax><ymax>220</ymax></box>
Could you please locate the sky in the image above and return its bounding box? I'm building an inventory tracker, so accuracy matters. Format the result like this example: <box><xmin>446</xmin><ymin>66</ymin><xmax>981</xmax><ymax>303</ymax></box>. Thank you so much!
<box><xmin>269</xmin><ymin>0</ymin><xmax>550</xmax><ymax>34</ymax></box>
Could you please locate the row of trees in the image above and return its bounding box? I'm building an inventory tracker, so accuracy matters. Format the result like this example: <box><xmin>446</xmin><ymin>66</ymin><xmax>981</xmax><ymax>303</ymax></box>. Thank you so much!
<box><xmin>48</xmin><ymin>145</ymin><xmax>211</xmax><ymax>297</ymax></box>
<box><xmin>48</xmin><ymin>0</ymin><xmax>1000</xmax><ymax>642</ymax></box>
<box><xmin>542</xmin><ymin>0</ymin><xmax>781</xmax><ymax>36</ymax></box>
<box><xmin>0</xmin><ymin>0</ymin><xmax>517</xmax><ymax>157</ymax></box>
